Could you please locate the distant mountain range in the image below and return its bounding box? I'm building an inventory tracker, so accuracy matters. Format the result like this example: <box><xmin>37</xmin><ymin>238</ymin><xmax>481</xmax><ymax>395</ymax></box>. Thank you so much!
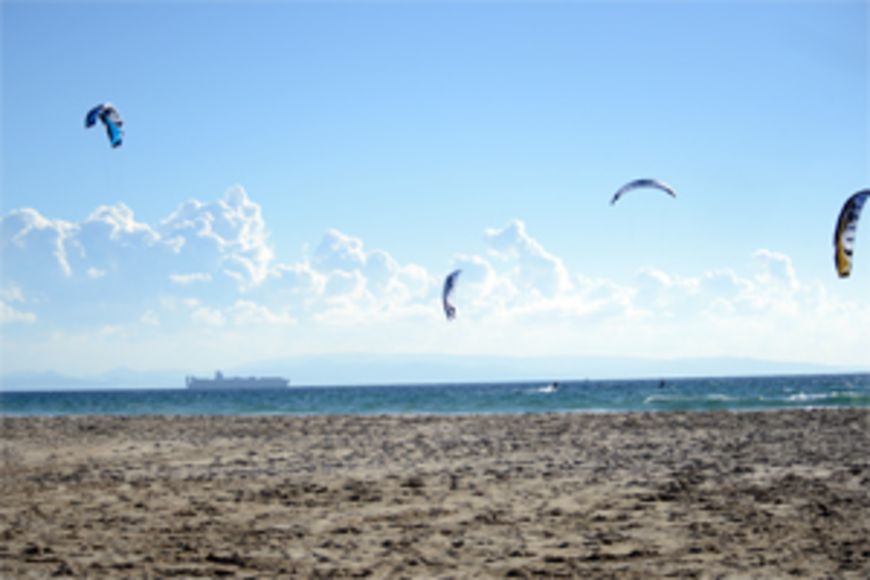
<box><xmin>231</xmin><ymin>354</ymin><xmax>860</xmax><ymax>386</ymax></box>
<box><xmin>0</xmin><ymin>368</ymin><xmax>183</xmax><ymax>390</ymax></box>
<box><xmin>0</xmin><ymin>354</ymin><xmax>863</xmax><ymax>391</ymax></box>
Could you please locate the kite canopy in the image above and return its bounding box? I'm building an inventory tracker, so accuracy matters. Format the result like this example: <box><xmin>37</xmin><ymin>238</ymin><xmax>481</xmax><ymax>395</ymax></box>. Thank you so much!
<box><xmin>834</xmin><ymin>189</ymin><xmax>870</xmax><ymax>278</ymax></box>
<box><xmin>85</xmin><ymin>103</ymin><xmax>124</xmax><ymax>148</ymax></box>
<box><xmin>442</xmin><ymin>269</ymin><xmax>462</xmax><ymax>321</ymax></box>
<box><xmin>610</xmin><ymin>178</ymin><xmax>677</xmax><ymax>205</ymax></box>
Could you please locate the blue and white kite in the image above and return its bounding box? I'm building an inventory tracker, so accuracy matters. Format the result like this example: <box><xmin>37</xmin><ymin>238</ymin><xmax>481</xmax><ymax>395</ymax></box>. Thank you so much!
<box><xmin>85</xmin><ymin>103</ymin><xmax>124</xmax><ymax>148</ymax></box>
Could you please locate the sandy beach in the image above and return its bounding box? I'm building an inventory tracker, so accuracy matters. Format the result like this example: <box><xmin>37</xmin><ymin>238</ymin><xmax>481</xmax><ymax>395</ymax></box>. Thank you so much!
<box><xmin>1</xmin><ymin>409</ymin><xmax>868</xmax><ymax>578</ymax></box>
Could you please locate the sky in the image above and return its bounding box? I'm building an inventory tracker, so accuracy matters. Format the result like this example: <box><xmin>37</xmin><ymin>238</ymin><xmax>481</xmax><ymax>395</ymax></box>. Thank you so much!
<box><xmin>1</xmin><ymin>0</ymin><xmax>869</xmax><ymax>379</ymax></box>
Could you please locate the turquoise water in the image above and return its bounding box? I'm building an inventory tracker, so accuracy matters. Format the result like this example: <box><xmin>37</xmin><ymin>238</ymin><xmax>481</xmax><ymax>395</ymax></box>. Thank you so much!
<box><xmin>1</xmin><ymin>374</ymin><xmax>868</xmax><ymax>416</ymax></box>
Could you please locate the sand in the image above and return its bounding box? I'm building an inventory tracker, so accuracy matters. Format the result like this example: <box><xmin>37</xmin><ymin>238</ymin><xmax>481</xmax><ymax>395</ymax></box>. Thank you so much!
<box><xmin>1</xmin><ymin>409</ymin><xmax>868</xmax><ymax>578</ymax></box>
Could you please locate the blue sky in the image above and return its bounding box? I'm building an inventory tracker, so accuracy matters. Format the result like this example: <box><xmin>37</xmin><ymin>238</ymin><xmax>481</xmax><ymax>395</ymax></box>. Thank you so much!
<box><xmin>2</xmin><ymin>1</ymin><xmax>868</xmax><ymax>378</ymax></box>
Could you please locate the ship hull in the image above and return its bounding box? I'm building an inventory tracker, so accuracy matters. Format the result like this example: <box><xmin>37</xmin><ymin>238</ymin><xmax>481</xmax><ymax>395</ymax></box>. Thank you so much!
<box><xmin>186</xmin><ymin>376</ymin><xmax>289</xmax><ymax>390</ymax></box>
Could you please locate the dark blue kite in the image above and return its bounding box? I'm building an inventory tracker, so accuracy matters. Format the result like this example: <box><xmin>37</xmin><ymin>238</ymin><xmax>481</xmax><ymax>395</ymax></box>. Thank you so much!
<box><xmin>442</xmin><ymin>269</ymin><xmax>462</xmax><ymax>321</ymax></box>
<box><xmin>610</xmin><ymin>178</ymin><xmax>677</xmax><ymax>205</ymax></box>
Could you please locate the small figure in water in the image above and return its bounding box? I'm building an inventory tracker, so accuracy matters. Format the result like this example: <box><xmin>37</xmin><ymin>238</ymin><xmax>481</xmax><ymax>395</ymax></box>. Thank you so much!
<box><xmin>538</xmin><ymin>381</ymin><xmax>559</xmax><ymax>394</ymax></box>
<box><xmin>658</xmin><ymin>379</ymin><xmax>667</xmax><ymax>389</ymax></box>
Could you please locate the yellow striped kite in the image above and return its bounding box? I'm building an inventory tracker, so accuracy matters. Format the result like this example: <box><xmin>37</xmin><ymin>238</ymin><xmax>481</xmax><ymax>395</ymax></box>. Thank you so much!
<box><xmin>834</xmin><ymin>189</ymin><xmax>870</xmax><ymax>278</ymax></box>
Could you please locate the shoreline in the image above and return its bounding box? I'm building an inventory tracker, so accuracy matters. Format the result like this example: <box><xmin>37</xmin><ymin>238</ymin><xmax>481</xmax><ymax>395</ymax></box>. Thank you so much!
<box><xmin>2</xmin><ymin>408</ymin><xmax>868</xmax><ymax>577</ymax></box>
<box><xmin>2</xmin><ymin>405</ymin><xmax>869</xmax><ymax>418</ymax></box>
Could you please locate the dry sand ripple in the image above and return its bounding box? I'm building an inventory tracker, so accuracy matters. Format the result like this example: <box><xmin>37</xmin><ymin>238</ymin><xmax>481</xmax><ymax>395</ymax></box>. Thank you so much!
<box><xmin>1</xmin><ymin>409</ymin><xmax>868</xmax><ymax>578</ymax></box>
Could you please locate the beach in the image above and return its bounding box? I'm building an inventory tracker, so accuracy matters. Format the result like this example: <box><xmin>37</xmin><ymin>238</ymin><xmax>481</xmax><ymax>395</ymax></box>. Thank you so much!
<box><xmin>1</xmin><ymin>409</ymin><xmax>868</xmax><ymax>578</ymax></box>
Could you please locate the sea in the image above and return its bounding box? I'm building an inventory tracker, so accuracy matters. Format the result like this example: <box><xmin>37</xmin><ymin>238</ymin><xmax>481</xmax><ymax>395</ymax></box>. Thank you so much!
<box><xmin>1</xmin><ymin>373</ymin><xmax>869</xmax><ymax>417</ymax></box>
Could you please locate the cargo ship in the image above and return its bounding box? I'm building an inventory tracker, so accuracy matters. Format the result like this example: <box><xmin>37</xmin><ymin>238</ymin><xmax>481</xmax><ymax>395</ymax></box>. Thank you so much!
<box><xmin>185</xmin><ymin>370</ymin><xmax>290</xmax><ymax>390</ymax></box>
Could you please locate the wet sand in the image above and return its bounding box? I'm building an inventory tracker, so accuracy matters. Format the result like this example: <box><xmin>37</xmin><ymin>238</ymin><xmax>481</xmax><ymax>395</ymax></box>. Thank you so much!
<box><xmin>1</xmin><ymin>409</ymin><xmax>868</xmax><ymax>578</ymax></box>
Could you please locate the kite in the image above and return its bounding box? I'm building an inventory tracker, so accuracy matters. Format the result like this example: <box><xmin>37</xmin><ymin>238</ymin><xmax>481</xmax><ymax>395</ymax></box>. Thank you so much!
<box><xmin>85</xmin><ymin>103</ymin><xmax>124</xmax><ymax>148</ymax></box>
<box><xmin>442</xmin><ymin>269</ymin><xmax>462</xmax><ymax>321</ymax></box>
<box><xmin>833</xmin><ymin>189</ymin><xmax>870</xmax><ymax>278</ymax></box>
<box><xmin>610</xmin><ymin>178</ymin><xmax>677</xmax><ymax>205</ymax></box>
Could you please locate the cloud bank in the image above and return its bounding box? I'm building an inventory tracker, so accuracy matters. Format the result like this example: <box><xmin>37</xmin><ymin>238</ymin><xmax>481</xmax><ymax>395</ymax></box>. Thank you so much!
<box><xmin>2</xmin><ymin>186</ymin><xmax>868</xmax><ymax>373</ymax></box>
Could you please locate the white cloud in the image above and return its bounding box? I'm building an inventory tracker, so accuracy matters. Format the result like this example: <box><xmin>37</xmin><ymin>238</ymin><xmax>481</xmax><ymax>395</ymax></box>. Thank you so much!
<box><xmin>322</xmin><ymin>268</ymin><xmax>366</xmax><ymax>299</ymax></box>
<box><xmin>0</xmin><ymin>208</ymin><xmax>78</xmax><ymax>276</ymax></box>
<box><xmin>229</xmin><ymin>300</ymin><xmax>296</xmax><ymax>327</ymax></box>
<box><xmin>160</xmin><ymin>185</ymin><xmax>274</xmax><ymax>290</ymax></box>
<box><xmin>140</xmin><ymin>310</ymin><xmax>160</xmax><ymax>326</ymax></box>
<box><xmin>633</xmin><ymin>267</ymin><xmax>701</xmax><ymax>316</ymax></box>
<box><xmin>269</xmin><ymin>260</ymin><xmax>328</xmax><ymax>302</ymax></box>
<box><xmin>190</xmin><ymin>305</ymin><xmax>225</xmax><ymax>327</ymax></box>
<box><xmin>169</xmin><ymin>272</ymin><xmax>213</xmax><ymax>286</ymax></box>
<box><xmin>0</xmin><ymin>285</ymin><xmax>36</xmax><ymax>324</ymax></box>
<box><xmin>753</xmin><ymin>249</ymin><xmax>799</xmax><ymax>290</ymax></box>
<box><xmin>73</xmin><ymin>204</ymin><xmax>163</xmax><ymax>281</ymax></box>
<box><xmin>483</xmin><ymin>219</ymin><xmax>572</xmax><ymax>296</ymax></box>
<box><xmin>0</xmin><ymin>285</ymin><xmax>25</xmax><ymax>303</ymax></box>
<box><xmin>1</xmin><ymin>186</ymin><xmax>276</xmax><ymax>297</ymax></box>
<box><xmin>283</xmin><ymin>228</ymin><xmax>436</xmax><ymax>323</ymax></box>
<box><xmin>164</xmin><ymin>297</ymin><xmax>294</xmax><ymax>329</ymax></box>
<box><xmin>313</xmin><ymin>229</ymin><xmax>367</xmax><ymax>272</ymax></box>
<box><xmin>2</xmin><ymin>188</ymin><xmax>869</xmax><ymax>372</ymax></box>
<box><xmin>0</xmin><ymin>301</ymin><xmax>36</xmax><ymax>324</ymax></box>
<box><xmin>0</xmin><ymin>186</ymin><xmax>281</xmax><ymax>339</ymax></box>
<box><xmin>83</xmin><ymin>203</ymin><xmax>159</xmax><ymax>245</ymax></box>
<box><xmin>98</xmin><ymin>325</ymin><xmax>124</xmax><ymax>337</ymax></box>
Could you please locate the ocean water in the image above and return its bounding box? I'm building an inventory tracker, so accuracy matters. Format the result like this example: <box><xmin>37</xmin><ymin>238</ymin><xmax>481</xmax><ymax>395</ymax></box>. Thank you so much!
<box><xmin>1</xmin><ymin>374</ymin><xmax>868</xmax><ymax>417</ymax></box>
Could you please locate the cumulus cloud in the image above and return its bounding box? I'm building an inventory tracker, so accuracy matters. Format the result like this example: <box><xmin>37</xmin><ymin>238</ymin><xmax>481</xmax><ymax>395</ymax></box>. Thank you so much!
<box><xmin>0</xmin><ymin>284</ymin><xmax>36</xmax><ymax>324</ymax></box>
<box><xmin>0</xmin><ymin>208</ymin><xmax>78</xmax><ymax>276</ymax></box>
<box><xmin>1</xmin><ymin>285</ymin><xmax>25</xmax><ymax>303</ymax></box>
<box><xmin>441</xmin><ymin>220</ymin><xmax>605</xmax><ymax>322</ymax></box>
<box><xmin>753</xmin><ymin>249</ymin><xmax>799</xmax><ymax>290</ymax></box>
<box><xmin>1</xmin><ymin>186</ymin><xmax>274</xmax><ymax>294</ymax></box>
<box><xmin>483</xmin><ymin>219</ymin><xmax>572</xmax><ymax>296</ymax></box>
<box><xmin>270</xmin><ymin>260</ymin><xmax>327</xmax><ymax>298</ymax></box>
<box><xmin>2</xmin><ymin>187</ymin><xmax>869</xmax><ymax>371</ymax></box>
<box><xmin>276</xmin><ymin>229</ymin><xmax>437</xmax><ymax>323</ymax></box>
<box><xmin>140</xmin><ymin>310</ymin><xmax>160</xmax><ymax>326</ymax></box>
<box><xmin>633</xmin><ymin>267</ymin><xmax>701</xmax><ymax>316</ymax></box>
<box><xmin>313</xmin><ymin>229</ymin><xmax>367</xmax><ymax>272</ymax></box>
<box><xmin>0</xmin><ymin>301</ymin><xmax>36</xmax><ymax>324</ymax></box>
<box><xmin>190</xmin><ymin>304</ymin><xmax>225</xmax><ymax>327</ymax></box>
<box><xmin>83</xmin><ymin>203</ymin><xmax>159</xmax><ymax>246</ymax></box>
<box><xmin>160</xmin><ymin>185</ymin><xmax>273</xmax><ymax>290</ymax></box>
<box><xmin>153</xmin><ymin>297</ymin><xmax>295</xmax><ymax>329</ymax></box>
<box><xmin>229</xmin><ymin>300</ymin><xmax>296</xmax><ymax>327</ymax></box>
<box><xmin>169</xmin><ymin>272</ymin><xmax>213</xmax><ymax>286</ymax></box>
